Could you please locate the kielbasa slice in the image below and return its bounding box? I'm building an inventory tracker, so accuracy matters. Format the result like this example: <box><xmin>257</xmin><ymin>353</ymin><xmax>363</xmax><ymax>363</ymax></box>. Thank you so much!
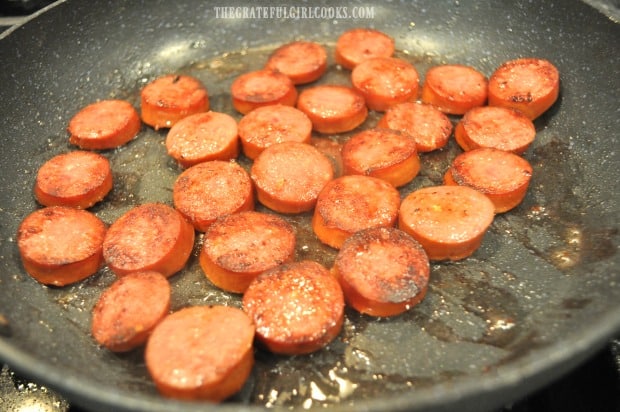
<box><xmin>377</xmin><ymin>101</ymin><xmax>453</xmax><ymax>152</ymax></box>
<box><xmin>200</xmin><ymin>211</ymin><xmax>296</xmax><ymax>293</ymax></box>
<box><xmin>399</xmin><ymin>185</ymin><xmax>495</xmax><ymax>261</ymax></box>
<box><xmin>351</xmin><ymin>57</ymin><xmax>420</xmax><ymax>112</ymax></box>
<box><xmin>341</xmin><ymin>128</ymin><xmax>419</xmax><ymax>187</ymax></box>
<box><xmin>34</xmin><ymin>151</ymin><xmax>113</xmax><ymax>209</ymax></box>
<box><xmin>91</xmin><ymin>271</ymin><xmax>171</xmax><ymax>352</ymax></box>
<box><xmin>421</xmin><ymin>64</ymin><xmax>488</xmax><ymax>115</ymax></box>
<box><xmin>335</xmin><ymin>28</ymin><xmax>395</xmax><ymax>70</ymax></box>
<box><xmin>454</xmin><ymin>106</ymin><xmax>536</xmax><ymax>154</ymax></box>
<box><xmin>297</xmin><ymin>85</ymin><xmax>368</xmax><ymax>134</ymax></box>
<box><xmin>17</xmin><ymin>206</ymin><xmax>106</xmax><ymax>286</ymax></box>
<box><xmin>102</xmin><ymin>203</ymin><xmax>195</xmax><ymax>277</ymax></box>
<box><xmin>165</xmin><ymin>111</ymin><xmax>239</xmax><ymax>168</ymax></box>
<box><xmin>140</xmin><ymin>74</ymin><xmax>209</xmax><ymax>130</ymax></box>
<box><xmin>68</xmin><ymin>99</ymin><xmax>141</xmax><ymax>149</ymax></box>
<box><xmin>265</xmin><ymin>40</ymin><xmax>328</xmax><ymax>85</ymax></box>
<box><xmin>251</xmin><ymin>141</ymin><xmax>334</xmax><ymax>213</ymax></box>
<box><xmin>444</xmin><ymin>147</ymin><xmax>533</xmax><ymax>213</ymax></box>
<box><xmin>172</xmin><ymin>160</ymin><xmax>254</xmax><ymax>232</ymax></box>
<box><xmin>312</xmin><ymin>175</ymin><xmax>401</xmax><ymax>249</ymax></box>
<box><xmin>145</xmin><ymin>305</ymin><xmax>255</xmax><ymax>401</ymax></box>
<box><xmin>231</xmin><ymin>69</ymin><xmax>298</xmax><ymax>114</ymax></box>
<box><xmin>488</xmin><ymin>57</ymin><xmax>560</xmax><ymax>120</ymax></box>
<box><xmin>237</xmin><ymin>104</ymin><xmax>312</xmax><ymax>160</ymax></box>
<box><xmin>333</xmin><ymin>227</ymin><xmax>430</xmax><ymax>317</ymax></box>
<box><xmin>242</xmin><ymin>260</ymin><xmax>344</xmax><ymax>355</ymax></box>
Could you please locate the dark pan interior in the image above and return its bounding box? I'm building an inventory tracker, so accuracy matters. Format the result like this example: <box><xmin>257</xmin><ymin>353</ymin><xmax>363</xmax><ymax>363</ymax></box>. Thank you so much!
<box><xmin>0</xmin><ymin>1</ymin><xmax>618</xmax><ymax>411</ymax></box>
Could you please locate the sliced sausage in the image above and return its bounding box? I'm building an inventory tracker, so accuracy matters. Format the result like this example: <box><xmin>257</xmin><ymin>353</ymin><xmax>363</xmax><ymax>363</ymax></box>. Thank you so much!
<box><xmin>242</xmin><ymin>260</ymin><xmax>344</xmax><ymax>355</ymax></box>
<box><xmin>17</xmin><ymin>206</ymin><xmax>106</xmax><ymax>286</ymax></box>
<box><xmin>312</xmin><ymin>175</ymin><xmax>401</xmax><ymax>249</ymax></box>
<box><xmin>237</xmin><ymin>104</ymin><xmax>312</xmax><ymax>160</ymax></box>
<box><xmin>341</xmin><ymin>128</ymin><xmax>420</xmax><ymax>187</ymax></box>
<box><xmin>454</xmin><ymin>106</ymin><xmax>536</xmax><ymax>154</ymax></box>
<box><xmin>351</xmin><ymin>57</ymin><xmax>420</xmax><ymax>112</ymax></box>
<box><xmin>265</xmin><ymin>40</ymin><xmax>328</xmax><ymax>85</ymax></box>
<box><xmin>34</xmin><ymin>151</ymin><xmax>113</xmax><ymax>209</ymax></box>
<box><xmin>200</xmin><ymin>211</ymin><xmax>296</xmax><ymax>293</ymax></box>
<box><xmin>145</xmin><ymin>305</ymin><xmax>255</xmax><ymax>401</ymax></box>
<box><xmin>68</xmin><ymin>99</ymin><xmax>141</xmax><ymax>149</ymax></box>
<box><xmin>165</xmin><ymin>111</ymin><xmax>239</xmax><ymax>168</ymax></box>
<box><xmin>335</xmin><ymin>28</ymin><xmax>395</xmax><ymax>70</ymax></box>
<box><xmin>102</xmin><ymin>203</ymin><xmax>195</xmax><ymax>277</ymax></box>
<box><xmin>333</xmin><ymin>227</ymin><xmax>430</xmax><ymax>317</ymax></box>
<box><xmin>398</xmin><ymin>185</ymin><xmax>495</xmax><ymax>261</ymax></box>
<box><xmin>251</xmin><ymin>141</ymin><xmax>334</xmax><ymax>214</ymax></box>
<box><xmin>172</xmin><ymin>160</ymin><xmax>254</xmax><ymax>232</ymax></box>
<box><xmin>488</xmin><ymin>57</ymin><xmax>560</xmax><ymax>120</ymax></box>
<box><xmin>230</xmin><ymin>69</ymin><xmax>297</xmax><ymax>114</ymax></box>
<box><xmin>444</xmin><ymin>147</ymin><xmax>533</xmax><ymax>213</ymax></box>
<box><xmin>421</xmin><ymin>64</ymin><xmax>488</xmax><ymax>115</ymax></box>
<box><xmin>296</xmin><ymin>85</ymin><xmax>368</xmax><ymax>134</ymax></box>
<box><xmin>140</xmin><ymin>74</ymin><xmax>209</xmax><ymax>130</ymax></box>
<box><xmin>91</xmin><ymin>271</ymin><xmax>171</xmax><ymax>352</ymax></box>
<box><xmin>377</xmin><ymin>101</ymin><xmax>453</xmax><ymax>152</ymax></box>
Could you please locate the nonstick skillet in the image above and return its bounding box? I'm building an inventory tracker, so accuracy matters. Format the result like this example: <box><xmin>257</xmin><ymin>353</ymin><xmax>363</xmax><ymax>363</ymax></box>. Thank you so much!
<box><xmin>0</xmin><ymin>1</ymin><xmax>618</xmax><ymax>411</ymax></box>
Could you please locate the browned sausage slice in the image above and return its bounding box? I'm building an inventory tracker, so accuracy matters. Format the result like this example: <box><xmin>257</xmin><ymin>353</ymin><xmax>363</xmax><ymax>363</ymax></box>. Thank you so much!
<box><xmin>165</xmin><ymin>111</ymin><xmax>239</xmax><ymax>168</ymax></box>
<box><xmin>251</xmin><ymin>141</ymin><xmax>334</xmax><ymax>213</ymax></box>
<box><xmin>335</xmin><ymin>28</ymin><xmax>395</xmax><ymax>70</ymax></box>
<box><xmin>34</xmin><ymin>151</ymin><xmax>113</xmax><ymax>209</ymax></box>
<box><xmin>102</xmin><ymin>203</ymin><xmax>195</xmax><ymax>277</ymax></box>
<box><xmin>296</xmin><ymin>85</ymin><xmax>368</xmax><ymax>134</ymax></box>
<box><xmin>312</xmin><ymin>175</ymin><xmax>401</xmax><ymax>249</ymax></box>
<box><xmin>231</xmin><ymin>69</ymin><xmax>298</xmax><ymax>114</ymax></box>
<box><xmin>91</xmin><ymin>271</ymin><xmax>171</xmax><ymax>352</ymax></box>
<box><xmin>421</xmin><ymin>64</ymin><xmax>488</xmax><ymax>115</ymax></box>
<box><xmin>399</xmin><ymin>185</ymin><xmax>495</xmax><ymax>261</ymax></box>
<box><xmin>145</xmin><ymin>305</ymin><xmax>255</xmax><ymax>401</ymax></box>
<box><xmin>68</xmin><ymin>99</ymin><xmax>141</xmax><ymax>149</ymax></box>
<box><xmin>377</xmin><ymin>101</ymin><xmax>453</xmax><ymax>153</ymax></box>
<box><xmin>140</xmin><ymin>74</ymin><xmax>210</xmax><ymax>130</ymax></box>
<box><xmin>341</xmin><ymin>128</ymin><xmax>419</xmax><ymax>187</ymax></box>
<box><xmin>242</xmin><ymin>260</ymin><xmax>344</xmax><ymax>355</ymax></box>
<box><xmin>17</xmin><ymin>206</ymin><xmax>106</xmax><ymax>286</ymax></box>
<box><xmin>172</xmin><ymin>160</ymin><xmax>254</xmax><ymax>232</ymax></box>
<box><xmin>265</xmin><ymin>40</ymin><xmax>328</xmax><ymax>84</ymax></box>
<box><xmin>237</xmin><ymin>104</ymin><xmax>312</xmax><ymax>160</ymax></box>
<box><xmin>333</xmin><ymin>227</ymin><xmax>430</xmax><ymax>317</ymax></box>
<box><xmin>200</xmin><ymin>211</ymin><xmax>296</xmax><ymax>293</ymax></box>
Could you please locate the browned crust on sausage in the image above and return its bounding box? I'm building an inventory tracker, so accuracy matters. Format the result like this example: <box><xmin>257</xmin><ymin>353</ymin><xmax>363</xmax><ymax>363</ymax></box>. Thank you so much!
<box><xmin>231</xmin><ymin>69</ymin><xmax>298</xmax><ymax>114</ymax></box>
<box><xmin>102</xmin><ymin>203</ymin><xmax>195</xmax><ymax>277</ymax></box>
<box><xmin>140</xmin><ymin>74</ymin><xmax>210</xmax><ymax>130</ymax></box>
<box><xmin>341</xmin><ymin>128</ymin><xmax>420</xmax><ymax>187</ymax></box>
<box><xmin>333</xmin><ymin>227</ymin><xmax>430</xmax><ymax>317</ymax></box>
<box><xmin>312</xmin><ymin>175</ymin><xmax>401</xmax><ymax>249</ymax></box>
<box><xmin>91</xmin><ymin>270</ymin><xmax>171</xmax><ymax>352</ymax></box>
<box><xmin>172</xmin><ymin>160</ymin><xmax>254</xmax><ymax>232</ymax></box>
<box><xmin>251</xmin><ymin>141</ymin><xmax>334</xmax><ymax>213</ymax></box>
<box><xmin>335</xmin><ymin>28</ymin><xmax>395</xmax><ymax>70</ymax></box>
<box><xmin>17</xmin><ymin>206</ymin><xmax>106</xmax><ymax>286</ymax></box>
<box><xmin>297</xmin><ymin>85</ymin><xmax>368</xmax><ymax>134</ymax></box>
<box><xmin>200</xmin><ymin>211</ymin><xmax>296</xmax><ymax>293</ymax></box>
<box><xmin>34</xmin><ymin>151</ymin><xmax>113</xmax><ymax>209</ymax></box>
<box><xmin>242</xmin><ymin>260</ymin><xmax>344</xmax><ymax>355</ymax></box>
<box><xmin>265</xmin><ymin>41</ymin><xmax>328</xmax><ymax>84</ymax></box>
<box><xmin>421</xmin><ymin>64</ymin><xmax>488</xmax><ymax>115</ymax></box>
<box><xmin>145</xmin><ymin>305</ymin><xmax>255</xmax><ymax>401</ymax></box>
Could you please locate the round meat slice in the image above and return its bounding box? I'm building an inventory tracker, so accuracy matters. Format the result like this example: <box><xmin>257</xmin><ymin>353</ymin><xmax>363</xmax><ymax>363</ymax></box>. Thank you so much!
<box><xmin>297</xmin><ymin>85</ymin><xmax>368</xmax><ymax>134</ymax></box>
<box><xmin>242</xmin><ymin>260</ymin><xmax>345</xmax><ymax>355</ymax></box>
<box><xmin>200</xmin><ymin>211</ymin><xmax>296</xmax><ymax>293</ymax></box>
<box><xmin>17</xmin><ymin>206</ymin><xmax>106</xmax><ymax>286</ymax></box>
<box><xmin>334</xmin><ymin>28</ymin><xmax>395</xmax><ymax>70</ymax></box>
<box><xmin>231</xmin><ymin>69</ymin><xmax>298</xmax><ymax>114</ymax></box>
<box><xmin>333</xmin><ymin>227</ymin><xmax>430</xmax><ymax>317</ymax></box>
<box><xmin>265</xmin><ymin>40</ymin><xmax>328</xmax><ymax>84</ymax></box>
<box><xmin>145</xmin><ymin>305</ymin><xmax>255</xmax><ymax>401</ymax></box>
<box><xmin>103</xmin><ymin>203</ymin><xmax>195</xmax><ymax>277</ymax></box>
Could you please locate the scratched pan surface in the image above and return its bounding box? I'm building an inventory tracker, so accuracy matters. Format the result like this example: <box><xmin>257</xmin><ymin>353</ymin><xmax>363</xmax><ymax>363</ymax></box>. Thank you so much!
<box><xmin>0</xmin><ymin>0</ymin><xmax>618</xmax><ymax>411</ymax></box>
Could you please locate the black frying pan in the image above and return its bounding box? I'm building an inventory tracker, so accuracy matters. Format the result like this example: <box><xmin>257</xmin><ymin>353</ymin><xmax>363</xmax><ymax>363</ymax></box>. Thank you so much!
<box><xmin>0</xmin><ymin>1</ymin><xmax>618</xmax><ymax>411</ymax></box>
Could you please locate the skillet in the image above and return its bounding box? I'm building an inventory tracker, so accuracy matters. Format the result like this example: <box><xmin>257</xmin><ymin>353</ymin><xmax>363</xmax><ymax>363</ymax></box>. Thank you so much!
<box><xmin>0</xmin><ymin>0</ymin><xmax>618</xmax><ymax>411</ymax></box>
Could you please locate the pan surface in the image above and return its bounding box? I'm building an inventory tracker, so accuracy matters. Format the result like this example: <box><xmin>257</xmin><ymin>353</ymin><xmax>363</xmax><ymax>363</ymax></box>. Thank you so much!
<box><xmin>0</xmin><ymin>0</ymin><xmax>618</xmax><ymax>411</ymax></box>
